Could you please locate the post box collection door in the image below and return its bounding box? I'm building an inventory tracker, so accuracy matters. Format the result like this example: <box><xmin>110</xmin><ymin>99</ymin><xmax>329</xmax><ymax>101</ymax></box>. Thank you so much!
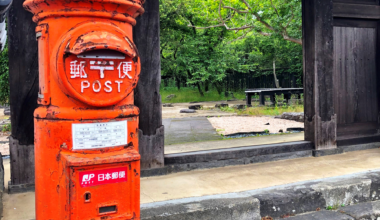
<box><xmin>23</xmin><ymin>0</ymin><xmax>145</xmax><ymax>219</ymax></box>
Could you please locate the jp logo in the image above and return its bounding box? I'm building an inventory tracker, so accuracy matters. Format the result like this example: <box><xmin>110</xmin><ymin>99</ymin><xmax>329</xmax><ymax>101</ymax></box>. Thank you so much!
<box><xmin>82</xmin><ymin>174</ymin><xmax>95</xmax><ymax>183</ymax></box>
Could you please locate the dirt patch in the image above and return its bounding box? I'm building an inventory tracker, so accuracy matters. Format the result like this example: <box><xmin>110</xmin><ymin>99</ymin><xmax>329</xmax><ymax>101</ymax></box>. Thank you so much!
<box><xmin>162</xmin><ymin>100</ymin><xmax>246</xmax><ymax>119</ymax></box>
<box><xmin>208</xmin><ymin>116</ymin><xmax>304</xmax><ymax>135</ymax></box>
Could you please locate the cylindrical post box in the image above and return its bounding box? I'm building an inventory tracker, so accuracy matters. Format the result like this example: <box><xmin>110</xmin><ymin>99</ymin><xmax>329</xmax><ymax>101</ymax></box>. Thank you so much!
<box><xmin>23</xmin><ymin>0</ymin><xmax>144</xmax><ymax>219</ymax></box>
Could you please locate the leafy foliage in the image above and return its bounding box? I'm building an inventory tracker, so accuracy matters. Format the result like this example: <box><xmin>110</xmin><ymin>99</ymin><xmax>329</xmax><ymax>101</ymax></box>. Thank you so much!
<box><xmin>0</xmin><ymin>43</ymin><xmax>9</xmax><ymax>105</ymax></box>
<box><xmin>160</xmin><ymin>0</ymin><xmax>303</xmax><ymax>95</ymax></box>
<box><xmin>187</xmin><ymin>0</ymin><xmax>302</xmax><ymax>44</ymax></box>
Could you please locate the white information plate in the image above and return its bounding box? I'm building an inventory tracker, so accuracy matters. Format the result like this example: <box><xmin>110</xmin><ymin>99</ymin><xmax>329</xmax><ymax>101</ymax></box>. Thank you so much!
<box><xmin>72</xmin><ymin>121</ymin><xmax>127</xmax><ymax>150</ymax></box>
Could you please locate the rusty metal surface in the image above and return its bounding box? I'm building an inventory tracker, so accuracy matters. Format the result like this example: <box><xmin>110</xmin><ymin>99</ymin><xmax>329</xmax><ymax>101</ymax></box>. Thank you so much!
<box><xmin>24</xmin><ymin>0</ymin><xmax>145</xmax><ymax>23</ymax></box>
<box><xmin>24</xmin><ymin>0</ymin><xmax>144</xmax><ymax>219</ymax></box>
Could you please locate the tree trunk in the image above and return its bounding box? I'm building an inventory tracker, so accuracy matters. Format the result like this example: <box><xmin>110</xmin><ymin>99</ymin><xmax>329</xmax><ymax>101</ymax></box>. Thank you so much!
<box><xmin>204</xmin><ymin>80</ymin><xmax>209</xmax><ymax>92</ymax></box>
<box><xmin>273</xmin><ymin>59</ymin><xmax>280</xmax><ymax>88</ymax></box>
<box><xmin>7</xmin><ymin>0</ymin><xmax>38</xmax><ymax>191</ymax></box>
<box><xmin>133</xmin><ymin>0</ymin><xmax>164</xmax><ymax>169</ymax></box>
<box><xmin>197</xmin><ymin>83</ymin><xmax>204</xmax><ymax>96</ymax></box>
<box><xmin>214</xmin><ymin>82</ymin><xmax>222</xmax><ymax>95</ymax></box>
<box><xmin>176</xmin><ymin>76</ymin><xmax>181</xmax><ymax>90</ymax></box>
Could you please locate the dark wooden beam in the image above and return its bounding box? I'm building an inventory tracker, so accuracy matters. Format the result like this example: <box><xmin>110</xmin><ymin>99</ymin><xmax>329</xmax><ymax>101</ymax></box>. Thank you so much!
<box><xmin>7</xmin><ymin>0</ymin><xmax>38</xmax><ymax>187</ymax></box>
<box><xmin>133</xmin><ymin>0</ymin><xmax>164</xmax><ymax>170</ymax></box>
<box><xmin>165</xmin><ymin>141</ymin><xmax>313</xmax><ymax>165</ymax></box>
<box><xmin>333</xmin><ymin>3</ymin><xmax>380</xmax><ymax>19</ymax></box>
<box><xmin>303</xmin><ymin>0</ymin><xmax>337</xmax><ymax>150</ymax></box>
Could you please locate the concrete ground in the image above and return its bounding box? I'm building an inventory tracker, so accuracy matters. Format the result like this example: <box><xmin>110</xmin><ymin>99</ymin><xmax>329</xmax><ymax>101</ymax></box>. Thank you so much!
<box><xmin>163</xmin><ymin>117</ymin><xmax>222</xmax><ymax>145</ymax></box>
<box><xmin>140</xmin><ymin>148</ymin><xmax>380</xmax><ymax>204</ymax></box>
<box><xmin>165</xmin><ymin>132</ymin><xmax>304</xmax><ymax>154</ymax></box>
<box><xmin>2</xmin><ymin>159</ymin><xmax>35</xmax><ymax>220</ymax></box>
<box><xmin>3</xmin><ymin>148</ymin><xmax>380</xmax><ymax>219</ymax></box>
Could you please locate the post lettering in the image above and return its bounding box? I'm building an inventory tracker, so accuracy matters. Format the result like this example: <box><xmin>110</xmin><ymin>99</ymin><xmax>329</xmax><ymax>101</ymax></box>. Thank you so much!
<box><xmin>104</xmin><ymin>81</ymin><xmax>112</xmax><ymax>93</ymax></box>
<box><xmin>93</xmin><ymin>80</ymin><xmax>101</xmax><ymax>93</ymax></box>
<box><xmin>81</xmin><ymin>80</ymin><xmax>90</xmax><ymax>93</ymax></box>
<box><xmin>115</xmin><ymin>81</ymin><xmax>123</xmax><ymax>93</ymax></box>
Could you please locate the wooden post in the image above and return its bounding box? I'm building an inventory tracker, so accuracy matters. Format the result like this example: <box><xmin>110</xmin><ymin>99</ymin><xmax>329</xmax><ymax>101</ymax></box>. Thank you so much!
<box><xmin>303</xmin><ymin>0</ymin><xmax>337</xmax><ymax>151</ymax></box>
<box><xmin>7</xmin><ymin>0</ymin><xmax>38</xmax><ymax>192</ymax></box>
<box><xmin>133</xmin><ymin>0</ymin><xmax>164</xmax><ymax>169</ymax></box>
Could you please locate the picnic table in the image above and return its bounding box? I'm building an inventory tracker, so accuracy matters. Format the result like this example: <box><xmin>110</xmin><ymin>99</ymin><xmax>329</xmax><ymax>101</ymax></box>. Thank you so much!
<box><xmin>245</xmin><ymin>88</ymin><xmax>303</xmax><ymax>106</ymax></box>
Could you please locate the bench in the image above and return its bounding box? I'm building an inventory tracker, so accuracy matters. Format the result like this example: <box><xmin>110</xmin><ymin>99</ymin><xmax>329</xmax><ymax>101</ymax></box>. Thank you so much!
<box><xmin>245</xmin><ymin>88</ymin><xmax>303</xmax><ymax>106</ymax></box>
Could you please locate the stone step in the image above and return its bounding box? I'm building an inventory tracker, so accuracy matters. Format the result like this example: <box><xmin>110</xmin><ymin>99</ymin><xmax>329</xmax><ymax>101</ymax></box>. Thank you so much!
<box><xmin>141</xmin><ymin>168</ymin><xmax>380</xmax><ymax>220</ymax></box>
<box><xmin>287</xmin><ymin>200</ymin><xmax>380</xmax><ymax>220</ymax></box>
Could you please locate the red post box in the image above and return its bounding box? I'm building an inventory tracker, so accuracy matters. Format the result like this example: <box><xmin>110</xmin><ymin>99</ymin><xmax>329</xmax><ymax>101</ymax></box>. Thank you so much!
<box><xmin>23</xmin><ymin>0</ymin><xmax>144</xmax><ymax>219</ymax></box>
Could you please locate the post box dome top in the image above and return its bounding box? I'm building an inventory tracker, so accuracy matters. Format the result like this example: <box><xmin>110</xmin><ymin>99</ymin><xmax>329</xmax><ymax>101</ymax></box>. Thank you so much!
<box><xmin>23</xmin><ymin>0</ymin><xmax>145</xmax><ymax>24</ymax></box>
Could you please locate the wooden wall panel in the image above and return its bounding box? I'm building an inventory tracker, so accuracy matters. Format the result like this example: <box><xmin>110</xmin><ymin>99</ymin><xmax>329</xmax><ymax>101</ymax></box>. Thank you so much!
<box><xmin>333</xmin><ymin>26</ymin><xmax>378</xmax><ymax>136</ymax></box>
<box><xmin>303</xmin><ymin>0</ymin><xmax>337</xmax><ymax>149</ymax></box>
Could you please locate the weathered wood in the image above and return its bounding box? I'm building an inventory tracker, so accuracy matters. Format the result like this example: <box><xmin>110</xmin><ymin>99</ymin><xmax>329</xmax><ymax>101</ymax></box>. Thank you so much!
<box><xmin>303</xmin><ymin>0</ymin><xmax>336</xmax><ymax>149</ymax></box>
<box><xmin>333</xmin><ymin>3</ymin><xmax>380</xmax><ymax>19</ymax></box>
<box><xmin>133</xmin><ymin>0</ymin><xmax>164</xmax><ymax>169</ymax></box>
<box><xmin>138</xmin><ymin>126</ymin><xmax>164</xmax><ymax>169</ymax></box>
<box><xmin>165</xmin><ymin>141</ymin><xmax>313</xmax><ymax>165</ymax></box>
<box><xmin>333</xmin><ymin>21</ymin><xmax>378</xmax><ymax>138</ymax></box>
<box><xmin>334</xmin><ymin>18</ymin><xmax>378</xmax><ymax>28</ymax></box>
<box><xmin>7</xmin><ymin>0</ymin><xmax>38</xmax><ymax>186</ymax></box>
<box><xmin>377</xmin><ymin>22</ymin><xmax>380</xmax><ymax>128</ymax></box>
<box><xmin>334</xmin><ymin>0</ymin><xmax>379</xmax><ymax>6</ymax></box>
<box><xmin>337</xmin><ymin>134</ymin><xmax>380</xmax><ymax>146</ymax></box>
<box><xmin>337</xmin><ymin>122</ymin><xmax>378</xmax><ymax>136</ymax></box>
<box><xmin>8</xmin><ymin>137</ymin><xmax>35</xmax><ymax>186</ymax></box>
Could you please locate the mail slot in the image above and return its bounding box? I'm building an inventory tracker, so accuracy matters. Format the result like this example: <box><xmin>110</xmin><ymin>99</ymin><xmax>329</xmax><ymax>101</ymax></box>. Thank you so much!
<box><xmin>23</xmin><ymin>0</ymin><xmax>145</xmax><ymax>219</ymax></box>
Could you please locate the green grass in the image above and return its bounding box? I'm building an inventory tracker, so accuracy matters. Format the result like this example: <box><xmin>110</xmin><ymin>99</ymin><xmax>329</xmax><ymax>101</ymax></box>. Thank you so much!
<box><xmin>220</xmin><ymin>105</ymin><xmax>304</xmax><ymax>116</ymax></box>
<box><xmin>161</xmin><ymin>87</ymin><xmax>246</xmax><ymax>103</ymax></box>
<box><xmin>2</xmin><ymin>123</ymin><xmax>10</xmax><ymax>132</ymax></box>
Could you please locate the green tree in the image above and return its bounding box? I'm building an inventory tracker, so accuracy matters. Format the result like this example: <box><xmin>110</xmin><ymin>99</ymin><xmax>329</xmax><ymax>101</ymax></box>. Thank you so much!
<box><xmin>0</xmin><ymin>43</ymin><xmax>9</xmax><ymax>104</ymax></box>
<box><xmin>160</xmin><ymin>0</ymin><xmax>233</xmax><ymax>95</ymax></box>
<box><xmin>186</xmin><ymin>0</ymin><xmax>302</xmax><ymax>45</ymax></box>
<box><xmin>159</xmin><ymin>0</ymin><xmax>303</xmax><ymax>96</ymax></box>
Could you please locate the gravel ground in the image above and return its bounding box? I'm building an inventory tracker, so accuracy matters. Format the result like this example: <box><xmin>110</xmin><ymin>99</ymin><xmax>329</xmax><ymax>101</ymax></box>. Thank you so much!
<box><xmin>0</xmin><ymin>131</ymin><xmax>10</xmax><ymax>156</ymax></box>
<box><xmin>162</xmin><ymin>100</ymin><xmax>247</xmax><ymax>119</ymax></box>
<box><xmin>208</xmin><ymin>116</ymin><xmax>304</xmax><ymax>135</ymax></box>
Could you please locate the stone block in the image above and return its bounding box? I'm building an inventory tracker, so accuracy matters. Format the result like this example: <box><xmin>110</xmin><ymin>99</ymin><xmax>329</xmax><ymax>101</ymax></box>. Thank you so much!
<box><xmin>339</xmin><ymin>200</ymin><xmax>380</xmax><ymax>220</ymax></box>
<box><xmin>232</xmin><ymin>104</ymin><xmax>246</xmax><ymax>110</ymax></box>
<box><xmin>165</xmin><ymin>94</ymin><xmax>176</xmax><ymax>100</ymax></box>
<box><xmin>3</xmin><ymin>107</ymin><xmax>10</xmax><ymax>116</ymax></box>
<box><xmin>189</xmin><ymin>105</ymin><xmax>202</xmax><ymax>110</ymax></box>
<box><xmin>215</xmin><ymin>103</ymin><xmax>228</xmax><ymax>108</ymax></box>
<box><xmin>180</xmin><ymin>109</ymin><xmax>196</xmax><ymax>113</ymax></box>
<box><xmin>287</xmin><ymin>210</ymin><xmax>353</xmax><ymax>220</ymax></box>
<box><xmin>163</xmin><ymin>103</ymin><xmax>173</xmax><ymax>107</ymax></box>
<box><xmin>141</xmin><ymin>194</ymin><xmax>260</xmax><ymax>220</ymax></box>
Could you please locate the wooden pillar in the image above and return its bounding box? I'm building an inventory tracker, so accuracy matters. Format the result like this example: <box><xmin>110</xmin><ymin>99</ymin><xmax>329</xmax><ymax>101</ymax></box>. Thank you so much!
<box><xmin>303</xmin><ymin>0</ymin><xmax>337</xmax><ymax>151</ymax></box>
<box><xmin>7</xmin><ymin>0</ymin><xmax>38</xmax><ymax>191</ymax></box>
<box><xmin>133</xmin><ymin>0</ymin><xmax>164</xmax><ymax>169</ymax></box>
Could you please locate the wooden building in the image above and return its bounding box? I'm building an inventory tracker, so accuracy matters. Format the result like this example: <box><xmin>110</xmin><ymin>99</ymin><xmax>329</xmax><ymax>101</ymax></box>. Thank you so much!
<box><xmin>6</xmin><ymin>0</ymin><xmax>380</xmax><ymax>191</ymax></box>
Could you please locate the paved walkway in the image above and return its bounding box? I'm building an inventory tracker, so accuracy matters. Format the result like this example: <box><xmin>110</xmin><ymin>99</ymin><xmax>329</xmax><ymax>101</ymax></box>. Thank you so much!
<box><xmin>141</xmin><ymin>148</ymin><xmax>380</xmax><ymax>203</ymax></box>
<box><xmin>163</xmin><ymin>117</ymin><xmax>222</xmax><ymax>145</ymax></box>
<box><xmin>4</xmin><ymin>148</ymin><xmax>380</xmax><ymax>219</ymax></box>
<box><xmin>3</xmin><ymin>149</ymin><xmax>380</xmax><ymax>220</ymax></box>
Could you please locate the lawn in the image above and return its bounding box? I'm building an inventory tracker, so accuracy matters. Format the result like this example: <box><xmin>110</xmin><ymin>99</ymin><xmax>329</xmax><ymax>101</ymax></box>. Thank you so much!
<box><xmin>220</xmin><ymin>105</ymin><xmax>304</xmax><ymax>116</ymax></box>
<box><xmin>160</xmin><ymin>87</ymin><xmax>304</xmax><ymax>117</ymax></box>
<box><xmin>161</xmin><ymin>87</ymin><xmax>246</xmax><ymax>103</ymax></box>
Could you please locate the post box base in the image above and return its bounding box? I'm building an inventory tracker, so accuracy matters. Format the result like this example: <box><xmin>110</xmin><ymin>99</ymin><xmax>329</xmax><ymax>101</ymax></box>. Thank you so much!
<box><xmin>34</xmin><ymin>116</ymin><xmax>140</xmax><ymax>219</ymax></box>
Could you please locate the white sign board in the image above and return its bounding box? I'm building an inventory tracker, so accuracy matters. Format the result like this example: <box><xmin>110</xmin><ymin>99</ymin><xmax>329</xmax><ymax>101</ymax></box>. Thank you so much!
<box><xmin>72</xmin><ymin>121</ymin><xmax>127</xmax><ymax>150</ymax></box>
